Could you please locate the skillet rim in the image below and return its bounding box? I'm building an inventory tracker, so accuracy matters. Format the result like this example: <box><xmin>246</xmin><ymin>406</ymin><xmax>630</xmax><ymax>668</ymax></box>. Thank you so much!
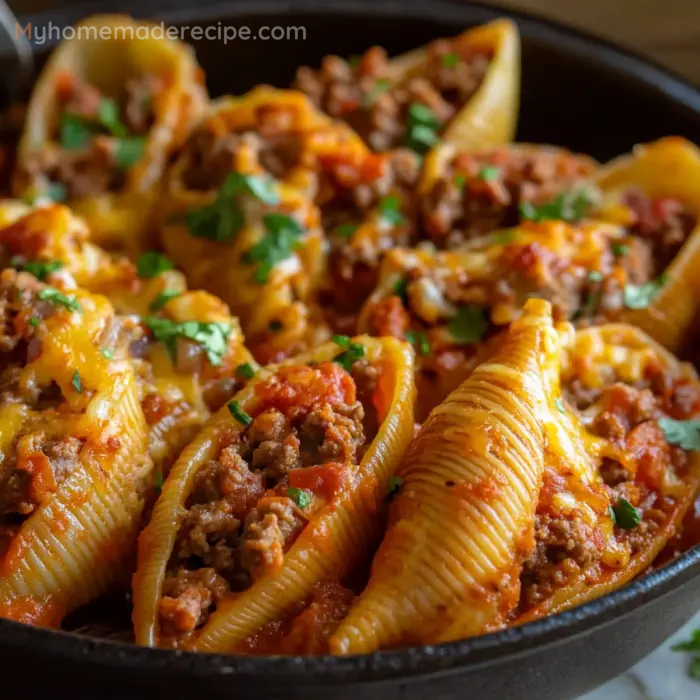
<box><xmin>2</xmin><ymin>0</ymin><xmax>700</xmax><ymax>682</ymax></box>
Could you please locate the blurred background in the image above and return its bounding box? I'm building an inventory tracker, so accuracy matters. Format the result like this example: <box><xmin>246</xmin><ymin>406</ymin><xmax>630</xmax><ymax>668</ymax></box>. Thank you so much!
<box><xmin>6</xmin><ymin>0</ymin><xmax>699</xmax><ymax>84</ymax></box>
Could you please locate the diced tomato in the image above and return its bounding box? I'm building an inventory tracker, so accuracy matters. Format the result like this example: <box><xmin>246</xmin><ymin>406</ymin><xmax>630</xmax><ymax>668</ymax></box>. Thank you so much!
<box><xmin>626</xmin><ymin>420</ymin><xmax>670</xmax><ymax>492</ymax></box>
<box><xmin>255</xmin><ymin>362</ymin><xmax>356</xmax><ymax>415</ymax></box>
<box><xmin>288</xmin><ymin>462</ymin><xmax>349</xmax><ymax>500</ymax></box>
<box><xmin>369</xmin><ymin>296</ymin><xmax>410</xmax><ymax>338</ymax></box>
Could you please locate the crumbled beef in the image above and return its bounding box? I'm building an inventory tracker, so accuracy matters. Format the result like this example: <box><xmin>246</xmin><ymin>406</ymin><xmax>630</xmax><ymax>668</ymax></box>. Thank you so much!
<box><xmin>240</xmin><ymin>497</ymin><xmax>305</xmax><ymax>580</ymax></box>
<box><xmin>294</xmin><ymin>42</ymin><xmax>491</xmax><ymax>150</ymax></box>
<box><xmin>159</xmin><ymin>567</ymin><xmax>230</xmax><ymax>637</ymax></box>
<box><xmin>421</xmin><ymin>148</ymin><xmax>596</xmax><ymax>247</ymax></box>
<box><xmin>623</xmin><ymin>189</ymin><xmax>696</xmax><ymax>273</ymax></box>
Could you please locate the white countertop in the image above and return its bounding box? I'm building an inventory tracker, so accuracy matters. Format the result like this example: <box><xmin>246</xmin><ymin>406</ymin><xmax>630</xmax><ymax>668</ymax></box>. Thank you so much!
<box><xmin>581</xmin><ymin>611</ymin><xmax>700</xmax><ymax>700</ymax></box>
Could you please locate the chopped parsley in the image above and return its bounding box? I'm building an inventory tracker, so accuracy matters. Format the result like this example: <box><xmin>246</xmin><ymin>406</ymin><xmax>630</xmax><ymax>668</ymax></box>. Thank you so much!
<box><xmin>387</xmin><ymin>475</ymin><xmax>403</xmax><ymax>499</ymax></box>
<box><xmin>71</xmin><ymin>370</ymin><xmax>83</xmax><ymax>393</ymax></box>
<box><xmin>28</xmin><ymin>316</ymin><xmax>40</xmax><ymax>328</ymax></box>
<box><xmin>100</xmin><ymin>347</ymin><xmax>114</xmax><ymax>360</ymax></box>
<box><xmin>441</xmin><ymin>52</ymin><xmax>460</xmax><ymax>68</ymax></box>
<box><xmin>10</xmin><ymin>257</ymin><xmax>63</xmax><ymax>281</ymax></box>
<box><xmin>478</xmin><ymin>166</ymin><xmax>502</xmax><ymax>182</ymax></box>
<box><xmin>492</xmin><ymin>229</ymin><xmax>516</xmax><ymax>244</ymax></box>
<box><xmin>287</xmin><ymin>486</ymin><xmax>311</xmax><ymax>509</ymax></box>
<box><xmin>242</xmin><ymin>213</ymin><xmax>304</xmax><ymax>283</ymax></box>
<box><xmin>114</xmin><ymin>137</ymin><xmax>147</xmax><ymax>169</ymax></box>
<box><xmin>555</xmin><ymin>397</ymin><xmax>565</xmax><ymax>414</ymax></box>
<box><xmin>519</xmin><ymin>188</ymin><xmax>595</xmax><ymax>224</ymax></box>
<box><xmin>335</xmin><ymin>223</ymin><xmax>359</xmax><ymax>240</ymax></box>
<box><xmin>332</xmin><ymin>334</ymin><xmax>365</xmax><ymax>371</ymax></box>
<box><xmin>405</xmin><ymin>102</ymin><xmax>441</xmax><ymax>154</ymax></box>
<box><xmin>447</xmin><ymin>305</ymin><xmax>488</xmax><ymax>345</ymax></box>
<box><xmin>658</xmin><ymin>417</ymin><xmax>700</xmax><ymax>451</ymax></box>
<box><xmin>672</xmin><ymin>629</ymin><xmax>700</xmax><ymax>681</ymax></box>
<box><xmin>378</xmin><ymin>194</ymin><xmax>405</xmax><ymax>226</ymax></box>
<box><xmin>37</xmin><ymin>287</ymin><xmax>81</xmax><ymax>313</ymax></box>
<box><xmin>610</xmin><ymin>498</ymin><xmax>641</xmax><ymax>529</ymax></box>
<box><xmin>228</xmin><ymin>399</ymin><xmax>252</xmax><ymax>426</ymax></box>
<box><xmin>453</xmin><ymin>173</ymin><xmax>467</xmax><ymax>189</ymax></box>
<box><xmin>25</xmin><ymin>181</ymin><xmax>67</xmax><ymax>205</ymax></box>
<box><xmin>363</xmin><ymin>78</ymin><xmax>392</xmax><ymax>106</ymax></box>
<box><xmin>136</xmin><ymin>251</ymin><xmax>174</xmax><ymax>279</ymax></box>
<box><xmin>149</xmin><ymin>289</ymin><xmax>180</xmax><ymax>312</ymax></box>
<box><xmin>405</xmin><ymin>330</ymin><xmax>430</xmax><ymax>356</ymax></box>
<box><xmin>98</xmin><ymin>97</ymin><xmax>128</xmax><ymax>137</ymax></box>
<box><xmin>392</xmin><ymin>277</ymin><xmax>408</xmax><ymax>303</ymax></box>
<box><xmin>143</xmin><ymin>317</ymin><xmax>232</xmax><ymax>366</ymax></box>
<box><xmin>59</xmin><ymin>112</ymin><xmax>93</xmax><ymax>150</ymax></box>
<box><xmin>236</xmin><ymin>362</ymin><xmax>256</xmax><ymax>380</ymax></box>
<box><xmin>588</xmin><ymin>270</ymin><xmax>604</xmax><ymax>283</ymax></box>
<box><xmin>623</xmin><ymin>273</ymin><xmax>668</xmax><ymax>310</ymax></box>
<box><xmin>185</xmin><ymin>172</ymin><xmax>278</xmax><ymax>243</ymax></box>
<box><xmin>611</xmin><ymin>242</ymin><xmax>629</xmax><ymax>257</ymax></box>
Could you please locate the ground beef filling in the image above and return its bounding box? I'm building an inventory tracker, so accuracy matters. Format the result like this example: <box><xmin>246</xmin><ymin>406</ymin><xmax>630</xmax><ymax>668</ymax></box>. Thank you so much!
<box><xmin>294</xmin><ymin>41</ymin><xmax>491</xmax><ymax>151</ymax></box>
<box><xmin>180</xmin><ymin>104</ymin><xmax>307</xmax><ymax>191</ymax></box>
<box><xmin>522</xmin><ymin>376</ymin><xmax>698</xmax><ymax>609</ymax></box>
<box><xmin>622</xmin><ymin>189</ymin><xmax>696</xmax><ymax>273</ymax></box>
<box><xmin>421</xmin><ymin>148</ymin><xmax>597</xmax><ymax>247</ymax></box>
<box><xmin>23</xmin><ymin>74</ymin><xmax>156</xmax><ymax>199</ymax></box>
<box><xmin>159</xmin><ymin>360</ymin><xmax>376</xmax><ymax>642</ymax></box>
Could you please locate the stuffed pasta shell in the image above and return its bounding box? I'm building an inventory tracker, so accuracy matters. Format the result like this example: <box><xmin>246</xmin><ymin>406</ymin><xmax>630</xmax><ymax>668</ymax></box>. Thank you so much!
<box><xmin>594</xmin><ymin>137</ymin><xmax>700</xmax><ymax>352</ymax></box>
<box><xmin>13</xmin><ymin>14</ymin><xmax>207</xmax><ymax>254</ymax></box>
<box><xmin>0</xmin><ymin>270</ymin><xmax>150</xmax><ymax>626</ymax></box>
<box><xmin>331</xmin><ymin>299</ymin><xmax>564</xmax><ymax>653</ymax></box>
<box><xmin>161</xmin><ymin>171</ymin><xmax>327</xmax><ymax>363</ymax></box>
<box><xmin>358</xmin><ymin>218</ymin><xmax>647</xmax><ymax>415</ymax></box>
<box><xmin>516</xmin><ymin>322</ymin><xmax>700</xmax><ymax>622</ymax></box>
<box><xmin>133</xmin><ymin>335</ymin><xmax>414</xmax><ymax>652</ymax></box>
<box><xmin>294</xmin><ymin>19</ymin><xmax>520</xmax><ymax>152</ymax></box>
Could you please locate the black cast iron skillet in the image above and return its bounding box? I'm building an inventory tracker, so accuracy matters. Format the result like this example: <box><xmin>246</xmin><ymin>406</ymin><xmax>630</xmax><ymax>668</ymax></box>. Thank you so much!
<box><xmin>1</xmin><ymin>2</ymin><xmax>700</xmax><ymax>698</ymax></box>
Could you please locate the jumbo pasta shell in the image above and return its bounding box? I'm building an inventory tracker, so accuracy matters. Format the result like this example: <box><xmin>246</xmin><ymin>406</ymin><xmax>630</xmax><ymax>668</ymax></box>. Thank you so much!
<box><xmin>13</xmin><ymin>14</ymin><xmax>208</xmax><ymax>254</ymax></box>
<box><xmin>0</xmin><ymin>276</ymin><xmax>151</xmax><ymax>625</ymax></box>
<box><xmin>516</xmin><ymin>322</ymin><xmax>700</xmax><ymax>624</ymax></box>
<box><xmin>331</xmin><ymin>299</ymin><xmax>566</xmax><ymax>653</ymax></box>
<box><xmin>133</xmin><ymin>335</ymin><xmax>415</xmax><ymax>651</ymax></box>
<box><xmin>389</xmin><ymin>19</ymin><xmax>520</xmax><ymax>150</ymax></box>
<box><xmin>596</xmin><ymin>137</ymin><xmax>700</xmax><ymax>352</ymax></box>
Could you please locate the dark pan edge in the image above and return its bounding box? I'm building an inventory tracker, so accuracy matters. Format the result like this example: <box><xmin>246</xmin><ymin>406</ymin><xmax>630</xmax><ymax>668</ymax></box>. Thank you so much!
<box><xmin>3</xmin><ymin>0</ymin><xmax>700</xmax><ymax>683</ymax></box>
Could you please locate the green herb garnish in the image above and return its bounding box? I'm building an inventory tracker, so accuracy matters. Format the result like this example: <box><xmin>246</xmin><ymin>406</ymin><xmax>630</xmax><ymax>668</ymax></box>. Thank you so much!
<box><xmin>478</xmin><ymin>166</ymin><xmax>502</xmax><ymax>182</ymax></box>
<box><xmin>149</xmin><ymin>290</ymin><xmax>180</xmax><ymax>312</ymax></box>
<box><xmin>610</xmin><ymin>498</ymin><xmax>641</xmax><ymax>529</ymax></box>
<box><xmin>242</xmin><ymin>213</ymin><xmax>304</xmax><ymax>283</ymax></box>
<box><xmin>59</xmin><ymin>113</ymin><xmax>93</xmax><ymax>150</ymax></box>
<box><xmin>143</xmin><ymin>317</ymin><xmax>232</xmax><ymax>366</ymax></box>
<box><xmin>588</xmin><ymin>270</ymin><xmax>604</xmax><ymax>283</ymax></box>
<box><xmin>100</xmin><ymin>348</ymin><xmax>114</xmax><ymax>360</ymax></box>
<box><xmin>672</xmin><ymin>629</ymin><xmax>700</xmax><ymax>681</ymax></box>
<box><xmin>11</xmin><ymin>258</ymin><xmax>63</xmax><ymax>281</ymax></box>
<box><xmin>447</xmin><ymin>305</ymin><xmax>488</xmax><ymax>345</ymax></box>
<box><xmin>658</xmin><ymin>417</ymin><xmax>700</xmax><ymax>451</ymax></box>
<box><xmin>114</xmin><ymin>136</ymin><xmax>147</xmax><ymax>169</ymax></box>
<box><xmin>236</xmin><ymin>362</ymin><xmax>256</xmax><ymax>380</ymax></box>
<box><xmin>453</xmin><ymin>174</ymin><xmax>467</xmax><ymax>189</ymax></box>
<box><xmin>519</xmin><ymin>188</ymin><xmax>595</xmax><ymax>224</ymax></box>
<box><xmin>136</xmin><ymin>251</ymin><xmax>174</xmax><ymax>279</ymax></box>
<box><xmin>611</xmin><ymin>242</ymin><xmax>629</xmax><ymax>257</ymax></box>
<box><xmin>392</xmin><ymin>277</ymin><xmax>408</xmax><ymax>303</ymax></box>
<box><xmin>405</xmin><ymin>102</ymin><xmax>441</xmax><ymax>154</ymax></box>
<box><xmin>623</xmin><ymin>274</ymin><xmax>668</xmax><ymax>310</ymax></box>
<box><xmin>37</xmin><ymin>287</ymin><xmax>81</xmax><ymax>313</ymax></box>
<box><xmin>154</xmin><ymin>470</ymin><xmax>164</xmax><ymax>494</ymax></box>
<box><xmin>228</xmin><ymin>399</ymin><xmax>252</xmax><ymax>426</ymax></box>
<box><xmin>71</xmin><ymin>370</ymin><xmax>83</xmax><ymax>393</ymax></box>
<box><xmin>378</xmin><ymin>194</ymin><xmax>405</xmax><ymax>226</ymax></box>
<box><xmin>555</xmin><ymin>397</ymin><xmax>565</xmax><ymax>414</ymax></box>
<box><xmin>363</xmin><ymin>78</ymin><xmax>392</xmax><ymax>106</ymax></box>
<box><xmin>335</xmin><ymin>223</ymin><xmax>359</xmax><ymax>240</ymax></box>
<box><xmin>332</xmin><ymin>335</ymin><xmax>365</xmax><ymax>371</ymax></box>
<box><xmin>405</xmin><ymin>330</ymin><xmax>430</xmax><ymax>356</ymax></box>
<box><xmin>98</xmin><ymin>98</ymin><xmax>128</xmax><ymax>138</ymax></box>
<box><xmin>287</xmin><ymin>486</ymin><xmax>311</xmax><ymax>509</ymax></box>
<box><xmin>441</xmin><ymin>52</ymin><xmax>459</xmax><ymax>68</ymax></box>
<box><xmin>28</xmin><ymin>316</ymin><xmax>40</xmax><ymax>328</ymax></box>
